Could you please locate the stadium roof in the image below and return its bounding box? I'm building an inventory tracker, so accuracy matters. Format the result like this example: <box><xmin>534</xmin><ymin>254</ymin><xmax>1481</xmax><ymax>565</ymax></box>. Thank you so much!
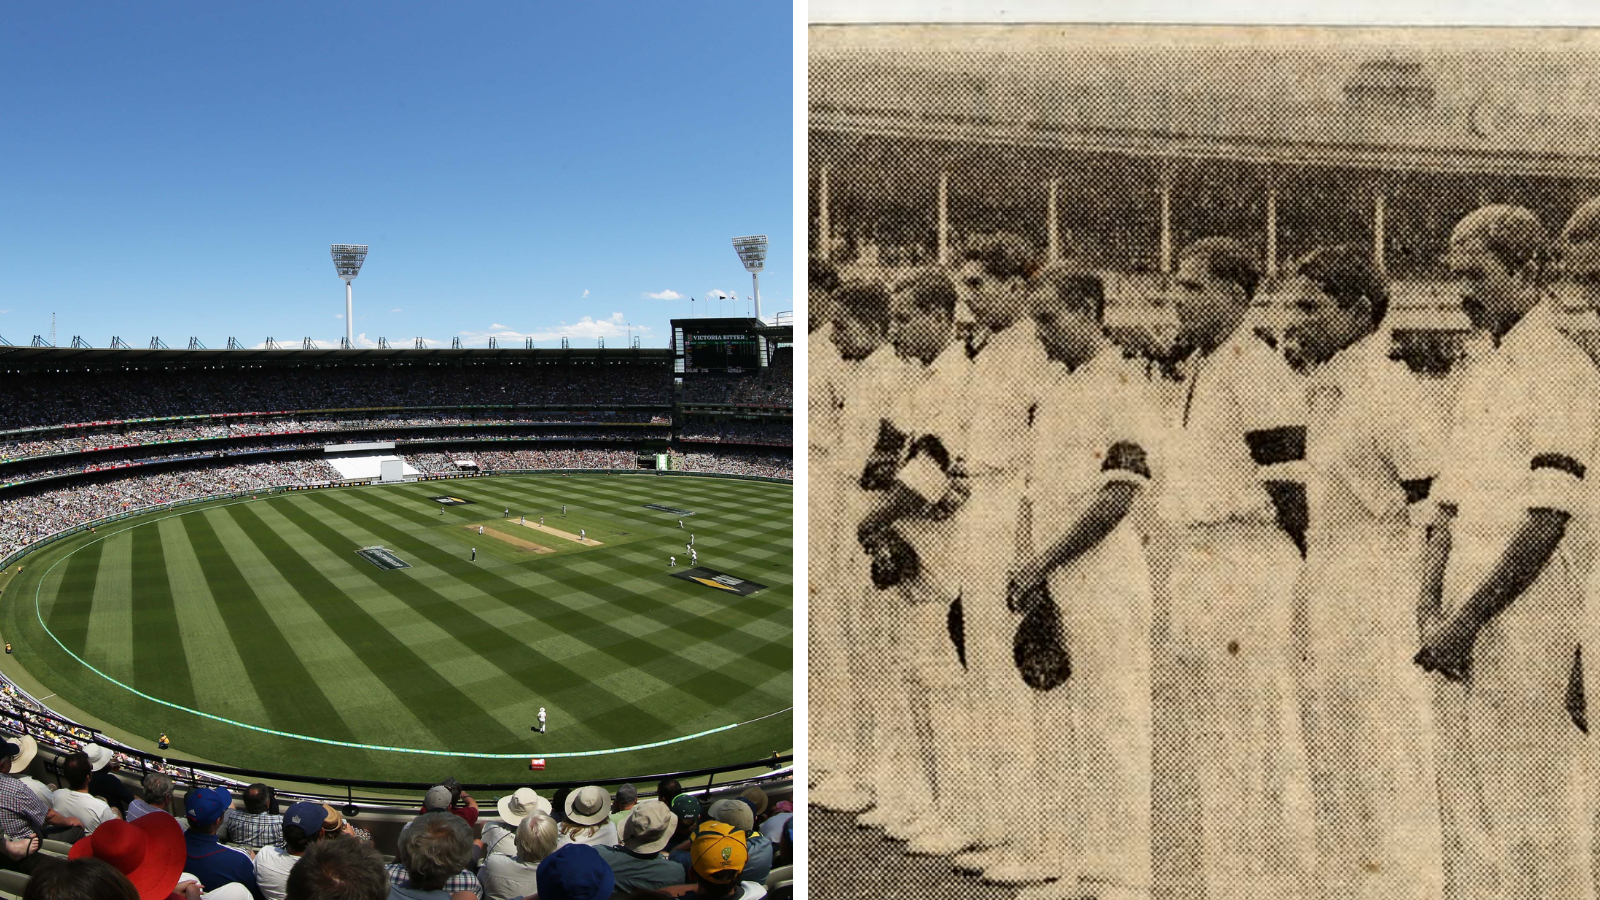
<box><xmin>811</xmin><ymin>51</ymin><xmax>1600</xmax><ymax>178</ymax></box>
<box><xmin>0</xmin><ymin>345</ymin><xmax>672</xmax><ymax>368</ymax></box>
<box><xmin>673</xmin><ymin>317</ymin><xmax>794</xmax><ymax>342</ymax></box>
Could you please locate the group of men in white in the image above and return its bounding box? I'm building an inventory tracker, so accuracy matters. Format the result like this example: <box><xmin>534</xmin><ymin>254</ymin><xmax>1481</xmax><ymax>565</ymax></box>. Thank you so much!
<box><xmin>809</xmin><ymin>198</ymin><xmax>1600</xmax><ymax>900</ymax></box>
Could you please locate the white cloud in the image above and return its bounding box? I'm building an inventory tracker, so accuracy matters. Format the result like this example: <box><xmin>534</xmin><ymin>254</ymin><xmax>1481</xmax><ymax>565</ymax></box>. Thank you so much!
<box><xmin>390</xmin><ymin>308</ymin><xmax>402</xmax><ymax>313</ymax></box>
<box><xmin>645</xmin><ymin>289</ymin><xmax>682</xmax><ymax>300</ymax></box>
<box><xmin>453</xmin><ymin>313</ymin><xmax>651</xmax><ymax>347</ymax></box>
<box><xmin>334</xmin><ymin>314</ymin><xmax>344</xmax><ymax>319</ymax></box>
<box><xmin>582</xmin><ymin>289</ymin><xmax>590</xmax><ymax>298</ymax></box>
<box><xmin>0</xmin><ymin>310</ymin><xmax>10</xmax><ymax>314</ymax></box>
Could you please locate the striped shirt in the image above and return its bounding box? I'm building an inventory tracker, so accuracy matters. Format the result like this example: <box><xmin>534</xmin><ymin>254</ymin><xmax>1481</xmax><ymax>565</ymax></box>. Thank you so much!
<box><xmin>218</xmin><ymin>808</ymin><xmax>282</xmax><ymax>850</ymax></box>
<box><xmin>0</xmin><ymin>775</ymin><xmax>48</xmax><ymax>839</ymax></box>
<box><xmin>385</xmin><ymin>863</ymin><xmax>483</xmax><ymax>899</ymax></box>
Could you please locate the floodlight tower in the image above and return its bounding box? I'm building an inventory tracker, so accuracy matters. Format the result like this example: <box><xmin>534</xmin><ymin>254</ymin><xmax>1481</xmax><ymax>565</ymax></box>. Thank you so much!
<box><xmin>330</xmin><ymin>244</ymin><xmax>369</xmax><ymax>346</ymax></box>
<box><xmin>731</xmin><ymin>235</ymin><xmax>768</xmax><ymax>321</ymax></box>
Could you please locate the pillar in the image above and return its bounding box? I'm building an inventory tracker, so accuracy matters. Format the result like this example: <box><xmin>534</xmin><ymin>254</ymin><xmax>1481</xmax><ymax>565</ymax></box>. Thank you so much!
<box><xmin>1047</xmin><ymin>177</ymin><xmax>1061</xmax><ymax>263</ymax></box>
<box><xmin>1265</xmin><ymin>183</ymin><xmax>1278</xmax><ymax>280</ymax></box>
<box><xmin>1159</xmin><ymin>165</ymin><xmax>1173</xmax><ymax>275</ymax></box>
<box><xmin>937</xmin><ymin>170</ymin><xmax>950</xmax><ymax>266</ymax></box>
<box><xmin>817</xmin><ymin>164</ymin><xmax>831</xmax><ymax>262</ymax></box>
<box><xmin>1373</xmin><ymin>189</ymin><xmax>1388</xmax><ymax>276</ymax></box>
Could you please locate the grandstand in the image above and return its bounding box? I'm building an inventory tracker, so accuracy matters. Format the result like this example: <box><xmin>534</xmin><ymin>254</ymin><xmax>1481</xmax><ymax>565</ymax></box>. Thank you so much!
<box><xmin>809</xmin><ymin>37</ymin><xmax>1600</xmax><ymax>357</ymax></box>
<box><xmin>670</xmin><ymin>317</ymin><xmax>794</xmax><ymax>455</ymax></box>
<box><xmin>0</xmin><ymin>342</ymin><xmax>792</xmax><ymax>871</ymax></box>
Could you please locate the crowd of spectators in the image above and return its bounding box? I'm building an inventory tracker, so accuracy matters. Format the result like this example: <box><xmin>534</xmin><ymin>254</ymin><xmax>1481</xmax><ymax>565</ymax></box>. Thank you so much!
<box><xmin>680</xmin><ymin>371</ymin><xmax>792</xmax><ymax>408</ymax></box>
<box><xmin>0</xmin><ymin>449</ymin><xmax>788</xmax><ymax>559</ymax></box>
<box><xmin>0</xmin><ymin>743</ymin><xmax>792</xmax><ymax>900</ymax></box>
<box><xmin>469</xmin><ymin>449</ymin><xmax>641</xmax><ymax>471</ymax></box>
<box><xmin>675</xmin><ymin>451</ymin><xmax>792</xmax><ymax>480</ymax></box>
<box><xmin>0</xmin><ymin>460</ymin><xmax>341</xmax><ymax>558</ymax></box>
<box><xmin>0</xmin><ymin>364</ymin><xmax>673</xmax><ymax>431</ymax></box>
<box><xmin>678</xmin><ymin>421</ymin><xmax>791</xmax><ymax>447</ymax></box>
<box><xmin>0</xmin><ymin>414</ymin><xmax>669</xmax><ymax>465</ymax></box>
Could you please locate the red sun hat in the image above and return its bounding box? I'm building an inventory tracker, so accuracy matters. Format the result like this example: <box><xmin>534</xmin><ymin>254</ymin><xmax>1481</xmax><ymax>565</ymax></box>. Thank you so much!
<box><xmin>69</xmin><ymin>816</ymin><xmax>186</xmax><ymax>900</ymax></box>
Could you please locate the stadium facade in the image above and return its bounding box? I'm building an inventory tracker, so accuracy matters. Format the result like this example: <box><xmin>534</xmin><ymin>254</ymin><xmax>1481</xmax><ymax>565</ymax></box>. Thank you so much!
<box><xmin>809</xmin><ymin>48</ymin><xmax>1600</xmax><ymax>322</ymax></box>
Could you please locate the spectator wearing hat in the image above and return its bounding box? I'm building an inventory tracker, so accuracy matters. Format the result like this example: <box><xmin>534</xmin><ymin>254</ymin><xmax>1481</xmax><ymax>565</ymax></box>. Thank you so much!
<box><xmin>67</xmin><ymin>815</ymin><xmax>188</xmax><ymax>900</ymax></box>
<box><xmin>420</xmin><ymin>783</ymin><xmax>478</xmax><ymax>828</ymax></box>
<box><xmin>593</xmin><ymin>800</ymin><xmax>684</xmax><ymax>898</ymax></box>
<box><xmin>669</xmin><ymin>801</ymin><xmax>768</xmax><ymax>888</ymax></box>
<box><xmin>84</xmin><ymin>744</ymin><xmax>137</xmax><ymax>818</ymax></box>
<box><xmin>0</xmin><ymin>736</ymin><xmax>76</xmax><ymax>871</ymax></box>
<box><xmin>478</xmin><ymin>814</ymin><xmax>556</xmax><ymax>900</ymax></box>
<box><xmin>677</xmin><ymin>821</ymin><xmax>757</xmax><ymax>900</ymax></box>
<box><xmin>532</xmin><ymin>844</ymin><xmax>613</xmax><ymax>900</ymax></box>
<box><xmin>6</xmin><ymin>737</ymin><xmax>58</xmax><ymax>821</ymax></box>
<box><xmin>128</xmin><ymin>773</ymin><xmax>185</xmax><ymax>833</ymax></box>
<box><xmin>387</xmin><ymin>813</ymin><xmax>475</xmax><ymax>900</ymax></box>
<box><xmin>183</xmin><ymin>787</ymin><xmax>263</xmax><ymax>900</ymax></box>
<box><xmin>480</xmin><ymin>789</ymin><xmax>551</xmax><ymax>861</ymax></box>
<box><xmin>605</xmin><ymin>786</ymin><xmax>637</xmax><ymax>832</ymax></box>
<box><xmin>254</xmin><ymin>802</ymin><xmax>327</xmax><ymax>900</ymax></box>
<box><xmin>285</xmin><ymin>836</ymin><xmax>389</xmax><ymax>900</ymax></box>
<box><xmin>555</xmin><ymin>788</ymin><xmax>617</xmax><ymax>849</ymax></box>
<box><xmin>53</xmin><ymin>751</ymin><xmax>121</xmax><ymax>835</ymax></box>
<box><xmin>317</xmin><ymin>805</ymin><xmax>372</xmax><ymax>846</ymax></box>
<box><xmin>218</xmin><ymin>785</ymin><xmax>280</xmax><ymax>851</ymax></box>
<box><xmin>756</xmin><ymin>803</ymin><xmax>791</xmax><ymax>845</ymax></box>
<box><xmin>665</xmin><ymin>796</ymin><xmax>700</xmax><ymax>850</ymax></box>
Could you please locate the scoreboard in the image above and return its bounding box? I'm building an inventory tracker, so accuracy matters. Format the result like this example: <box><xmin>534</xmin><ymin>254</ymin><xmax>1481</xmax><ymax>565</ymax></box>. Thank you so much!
<box><xmin>685</xmin><ymin>332</ymin><xmax>760</xmax><ymax>372</ymax></box>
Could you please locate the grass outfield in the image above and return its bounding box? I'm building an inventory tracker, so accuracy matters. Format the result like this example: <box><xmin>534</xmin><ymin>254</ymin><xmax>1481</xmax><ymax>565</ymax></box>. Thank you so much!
<box><xmin>0</xmin><ymin>474</ymin><xmax>792</xmax><ymax>785</ymax></box>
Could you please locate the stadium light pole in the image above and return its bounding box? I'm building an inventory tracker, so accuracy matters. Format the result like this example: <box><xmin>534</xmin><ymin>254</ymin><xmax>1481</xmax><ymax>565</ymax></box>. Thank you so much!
<box><xmin>731</xmin><ymin>235</ymin><xmax>767</xmax><ymax>322</ymax></box>
<box><xmin>331</xmin><ymin>244</ymin><xmax>369</xmax><ymax>347</ymax></box>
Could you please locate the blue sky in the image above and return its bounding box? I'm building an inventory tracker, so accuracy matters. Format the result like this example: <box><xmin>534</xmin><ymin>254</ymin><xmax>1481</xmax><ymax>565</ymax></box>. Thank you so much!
<box><xmin>0</xmin><ymin>2</ymin><xmax>792</xmax><ymax>350</ymax></box>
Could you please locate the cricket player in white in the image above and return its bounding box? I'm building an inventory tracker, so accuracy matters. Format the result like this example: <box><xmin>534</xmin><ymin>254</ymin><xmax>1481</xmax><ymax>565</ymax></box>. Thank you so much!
<box><xmin>810</xmin><ymin>273</ymin><xmax>848</xmax><ymax>786</ymax></box>
<box><xmin>1158</xmin><ymin>237</ymin><xmax>1314</xmax><ymax>900</ymax></box>
<box><xmin>1009</xmin><ymin>266</ymin><xmax>1164</xmax><ymax>900</ymax></box>
<box><xmin>814</xmin><ymin>280</ymin><xmax>904</xmax><ymax>815</ymax></box>
<box><xmin>855</xmin><ymin>268</ymin><xmax>972</xmax><ymax>851</ymax></box>
<box><xmin>1419</xmin><ymin>206</ymin><xmax>1598</xmax><ymax>900</ymax></box>
<box><xmin>1280</xmin><ymin>245</ymin><xmax>1446</xmax><ymax>900</ymax></box>
<box><xmin>538</xmin><ymin>707</ymin><xmax>546</xmax><ymax>733</ymax></box>
<box><xmin>929</xmin><ymin>233</ymin><xmax>1058</xmax><ymax>881</ymax></box>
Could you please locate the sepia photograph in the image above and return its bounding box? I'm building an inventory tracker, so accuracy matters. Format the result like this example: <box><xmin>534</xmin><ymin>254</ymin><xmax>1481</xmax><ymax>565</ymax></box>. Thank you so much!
<box><xmin>809</xmin><ymin>21</ymin><xmax>1600</xmax><ymax>900</ymax></box>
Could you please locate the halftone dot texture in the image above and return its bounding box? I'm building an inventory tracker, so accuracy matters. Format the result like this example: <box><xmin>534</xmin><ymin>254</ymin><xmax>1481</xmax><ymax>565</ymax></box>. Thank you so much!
<box><xmin>809</xmin><ymin>24</ymin><xmax>1600</xmax><ymax>900</ymax></box>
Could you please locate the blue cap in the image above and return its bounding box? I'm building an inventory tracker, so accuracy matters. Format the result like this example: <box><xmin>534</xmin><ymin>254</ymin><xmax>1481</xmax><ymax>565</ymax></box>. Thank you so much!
<box><xmin>535</xmin><ymin>844</ymin><xmax>616</xmax><ymax>900</ymax></box>
<box><xmin>282</xmin><ymin>801</ymin><xmax>327</xmax><ymax>834</ymax></box>
<box><xmin>184</xmin><ymin>787</ymin><xmax>232</xmax><ymax>827</ymax></box>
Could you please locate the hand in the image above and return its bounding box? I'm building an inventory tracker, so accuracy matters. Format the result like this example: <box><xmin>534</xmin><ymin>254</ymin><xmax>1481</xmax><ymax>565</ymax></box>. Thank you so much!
<box><xmin>65</xmin><ymin>816</ymin><xmax>83</xmax><ymax>829</ymax></box>
<box><xmin>1007</xmin><ymin>558</ymin><xmax>1048</xmax><ymax>613</ymax></box>
<box><xmin>177</xmin><ymin>881</ymin><xmax>203</xmax><ymax>900</ymax></box>
<box><xmin>1415</xmin><ymin>614</ymin><xmax>1475</xmax><ymax>682</ymax></box>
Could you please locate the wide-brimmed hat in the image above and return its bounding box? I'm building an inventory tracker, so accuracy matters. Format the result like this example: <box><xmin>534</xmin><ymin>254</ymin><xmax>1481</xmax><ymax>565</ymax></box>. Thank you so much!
<box><xmin>6</xmin><ymin>735</ymin><xmax>36</xmax><ymax>772</ymax></box>
<box><xmin>497</xmin><ymin>787</ymin><xmax>552</xmax><ymax>826</ymax></box>
<box><xmin>70</xmin><ymin>815</ymin><xmax>186</xmax><ymax>900</ymax></box>
<box><xmin>620</xmin><ymin>800</ymin><xmax>677</xmax><ymax>855</ymax></box>
<box><xmin>564</xmin><ymin>785</ymin><xmax>610</xmax><ymax>826</ymax></box>
<box><xmin>84</xmin><ymin>743</ymin><xmax>114</xmax><ymax>772</ymax></box>
<box><xmin>739</xmin><ymin>787</ymin><xmax>768</xmax><ymax>817</ymax></box>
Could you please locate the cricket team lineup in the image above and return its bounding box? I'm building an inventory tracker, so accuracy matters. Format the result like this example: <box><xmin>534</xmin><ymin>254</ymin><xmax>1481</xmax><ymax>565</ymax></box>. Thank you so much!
<box><xmin>807</xmin><ymin>198</ymin><xmax>1600</xmax><ymax>900</ymax></box>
